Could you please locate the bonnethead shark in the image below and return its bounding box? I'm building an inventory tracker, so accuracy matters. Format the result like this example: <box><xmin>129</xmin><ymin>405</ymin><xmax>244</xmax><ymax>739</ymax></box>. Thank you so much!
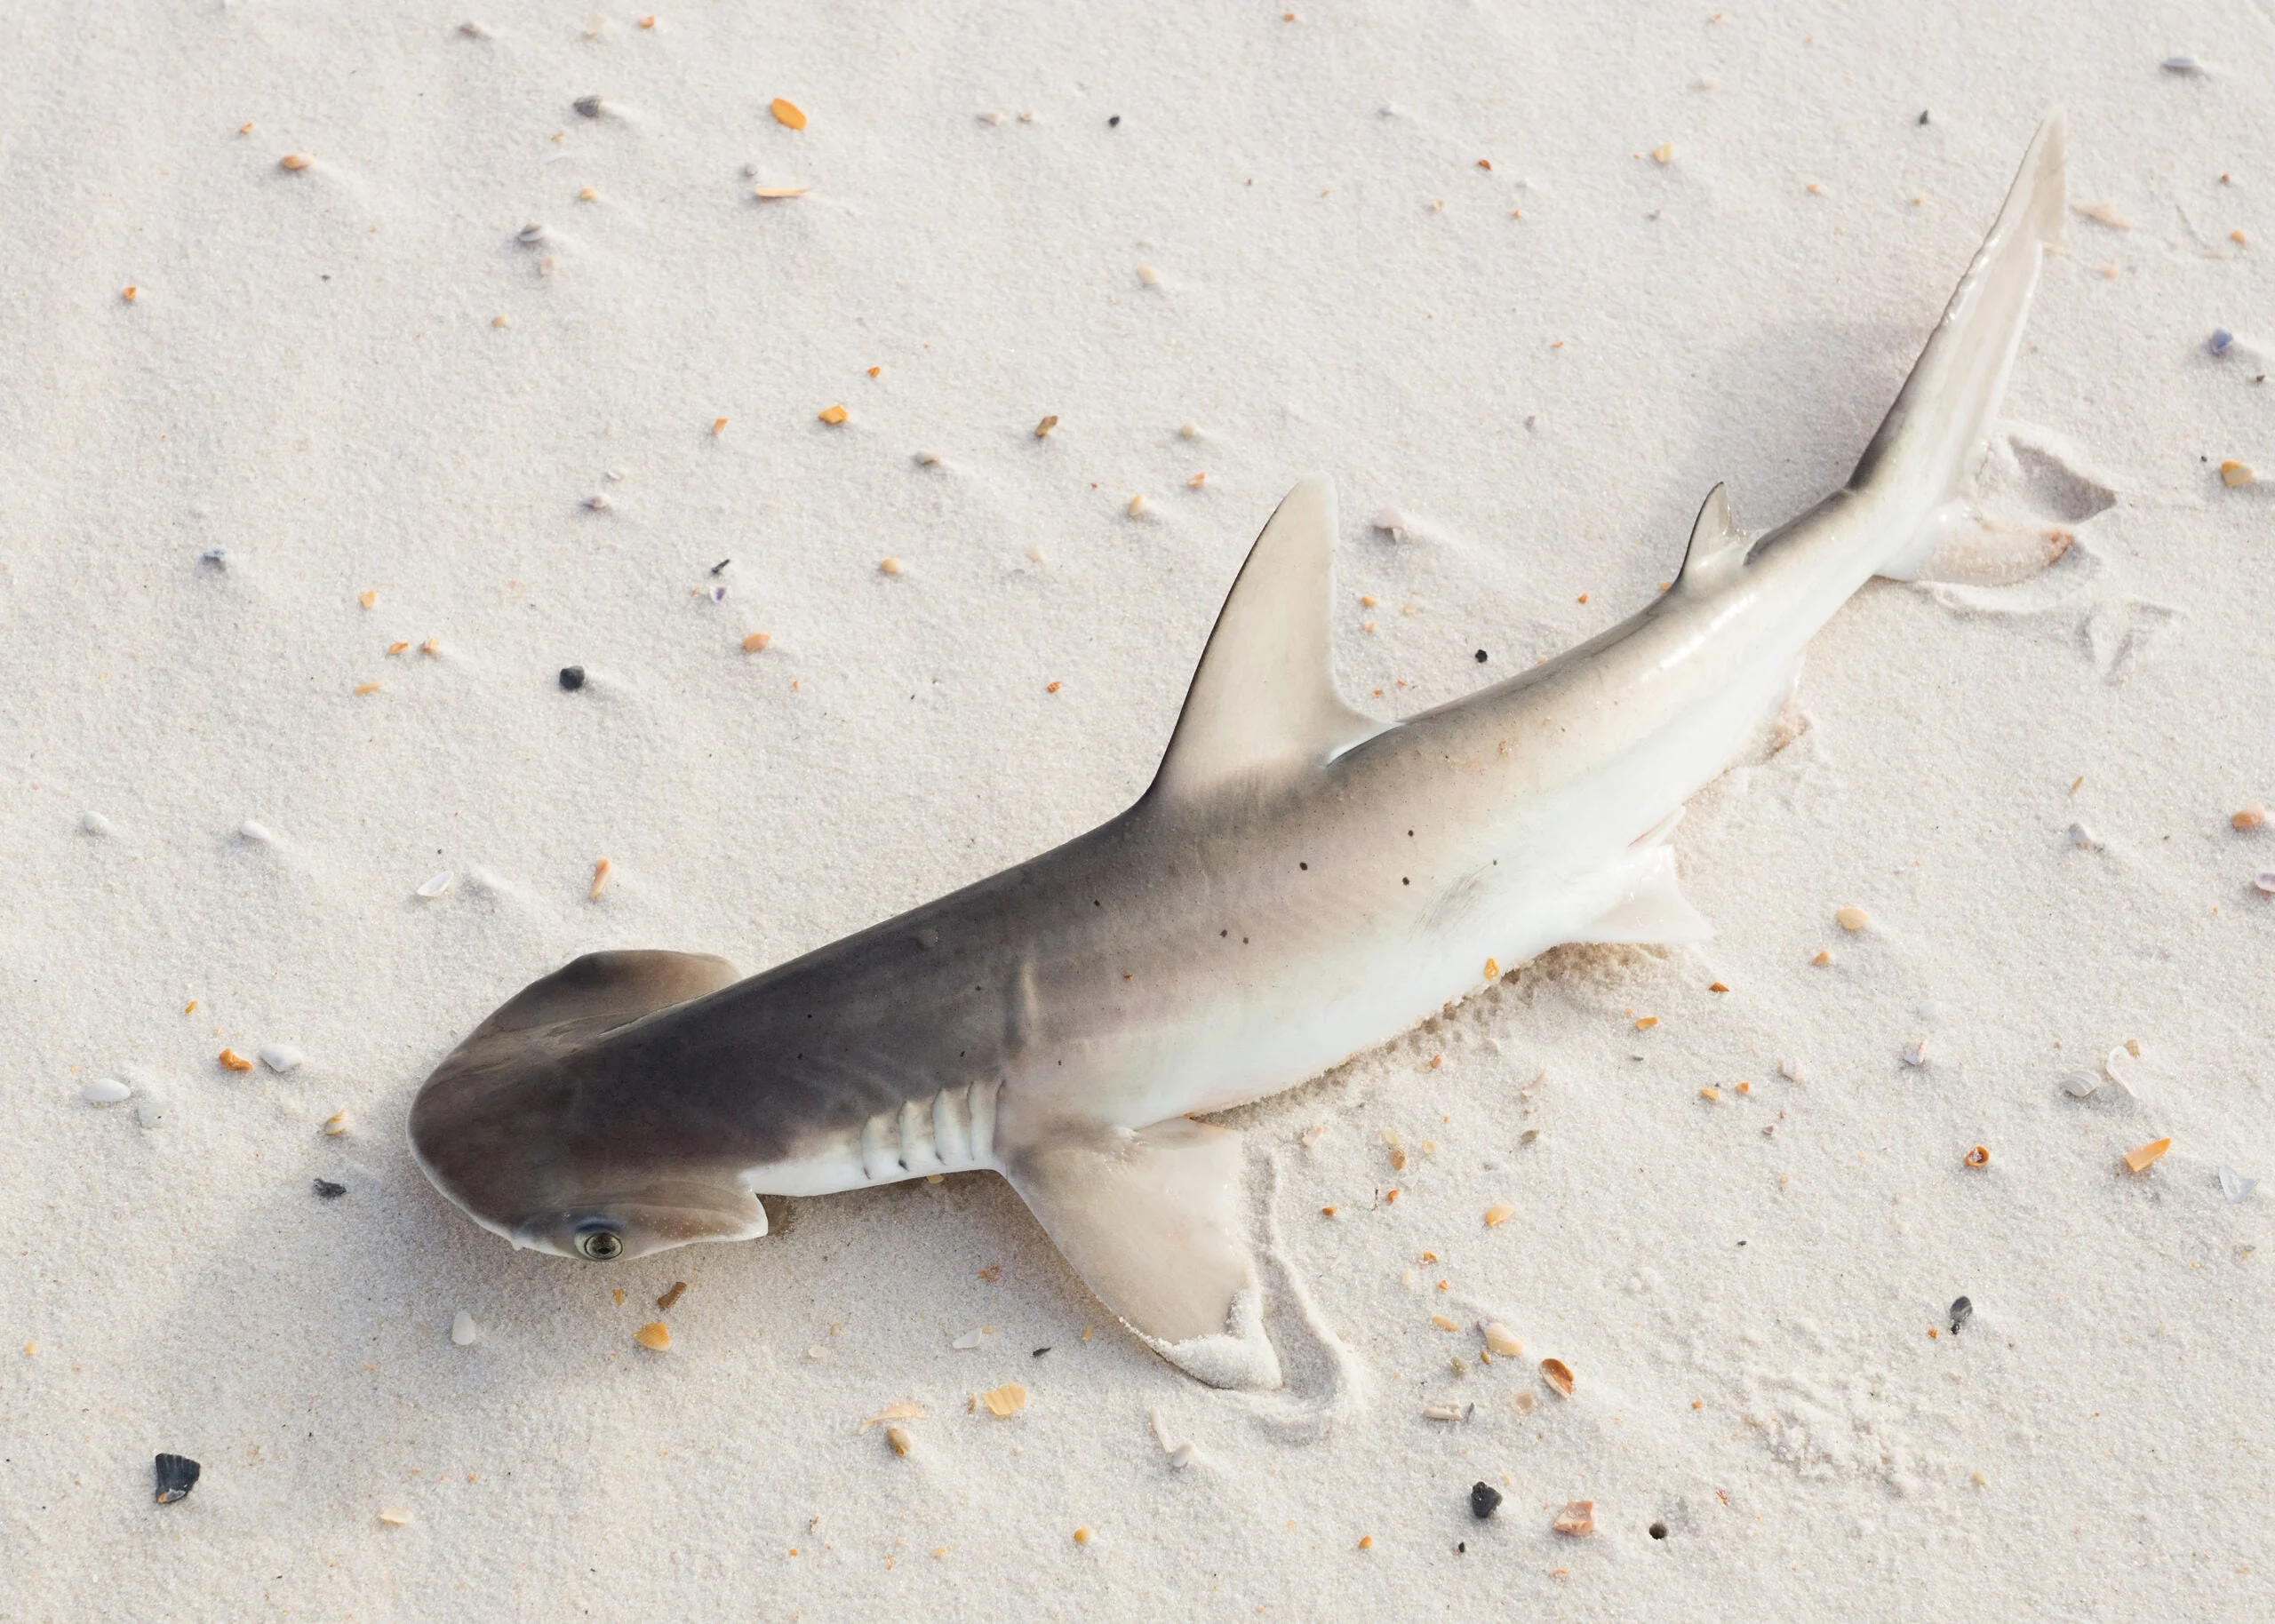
<box><xmin>413</xmin><ymin>114</ymin><xmax>2072</xmax><ymax>1388</ymax></box>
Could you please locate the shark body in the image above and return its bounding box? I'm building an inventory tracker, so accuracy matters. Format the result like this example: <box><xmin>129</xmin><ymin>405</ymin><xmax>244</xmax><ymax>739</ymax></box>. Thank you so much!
<box><xmin>411</xmin><ymin>115</ymin><xmax>2071</xmax><ymax>1387</ymax></box>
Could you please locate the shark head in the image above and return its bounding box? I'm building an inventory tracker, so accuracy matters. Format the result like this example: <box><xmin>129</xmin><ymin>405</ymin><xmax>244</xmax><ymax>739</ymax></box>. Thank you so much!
<box><xmin>410</xmin><ymin>950</ymin><xmax>766</xmax><ymax>1262</ymax></box>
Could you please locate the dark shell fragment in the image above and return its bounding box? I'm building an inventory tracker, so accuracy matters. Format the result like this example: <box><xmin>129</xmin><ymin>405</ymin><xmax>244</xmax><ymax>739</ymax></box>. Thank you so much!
<box><xmin>155</xmin><ymin>1453</ymin><xmax>201</xmax><ymax>1504</ymax></box>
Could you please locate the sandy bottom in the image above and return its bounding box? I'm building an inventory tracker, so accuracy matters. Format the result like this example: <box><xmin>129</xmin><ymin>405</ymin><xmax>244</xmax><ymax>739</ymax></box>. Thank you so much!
<box><xmin>4</xmin><ymin>2</ymin><xmax>2271</xmax><ymax>1618</ymax></box>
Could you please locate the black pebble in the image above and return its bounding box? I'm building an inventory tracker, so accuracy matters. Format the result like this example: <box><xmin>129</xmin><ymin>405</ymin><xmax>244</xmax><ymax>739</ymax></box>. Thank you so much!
<box><xmin>1469</xmin><ymin>1481</ymin><xmax>1502</xmax><ymax>1520</ymax></box>
<box><xmin>1649</xmin><ymin>1521</ymin><xmax>1668</xmax><ymax>1540</ymax></box>
<box><xmin>312</xmin><ymin>1179</ymin><xmax>347</xmax><ymax>1199</ymax></box>
<box><xmin>1107</xmin><ymin>115</ymin><xmax>1121</xmax><ymax>127</ymax></box>
<box><xmin>558</xmin><ymin>665</ymin><xmax>587</xmax><ymax>691</ymax></box>
<box><xmin>574</xmin><ymin>95</ymin><xmax>603</xmax><ymax>119</ymax></box>
<box><xmin>1473</xmin><ymin>649</ymin><xmax>1489</xmax><ymax>664</ymax></box>
<box><xmin>155</xmin><ymin>1453</ymin><xmax>201</xmax><ymax>1504</ymax></box>
<box><xmin>1032</xmin><ymin>1347</ymin><xmax>1051</xmax><ymax>1358</ymax></box>
<box><xmin>1950</xmin><ymin>1295</ymin><xmax>1973</xmax><ymax>1334</ymax></box>
<box><xmin>1918</xmin><ymin>109</ymin><xmax>1931</xmax><ymax>125</ymax></box>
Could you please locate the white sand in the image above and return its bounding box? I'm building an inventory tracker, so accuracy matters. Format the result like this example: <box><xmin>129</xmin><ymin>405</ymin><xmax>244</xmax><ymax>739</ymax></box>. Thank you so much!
<box><xmin>5</xmin><ymin>2</ymin><xmax>2272</xmax><ymax>1616</ymax></box>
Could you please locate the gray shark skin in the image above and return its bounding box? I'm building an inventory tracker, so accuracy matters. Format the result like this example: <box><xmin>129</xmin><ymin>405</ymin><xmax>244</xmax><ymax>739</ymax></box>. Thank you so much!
<box><xmin>412</xmin><ymin>114</ymin><xmax>2071</xmax><ymax>1388</ymax></box>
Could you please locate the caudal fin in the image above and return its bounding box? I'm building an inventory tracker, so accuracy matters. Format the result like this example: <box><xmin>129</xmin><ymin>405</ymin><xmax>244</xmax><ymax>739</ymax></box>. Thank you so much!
<box><xmin>1855</xmin><ymin>110</ymin><xmax>2067</xmax><ymax>581</ymax></box>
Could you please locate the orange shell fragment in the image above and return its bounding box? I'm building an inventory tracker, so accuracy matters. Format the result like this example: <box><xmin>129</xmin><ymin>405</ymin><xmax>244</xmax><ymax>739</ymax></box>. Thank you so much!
<box><xmin>635</xmin><ymin>1322</ymin><xmax>672</xmax><ymax>1350</ymax></box>
<box><xmin>770</xmin><ymin>98</ymin><xmax>807</xmax><ymax>130</ymax></box>
<box><xmin>2123</xmin><ymin>1137</ymin><xmax>2172</xmax><ymax>1174</ymax></box>
<box><xmin>218</xmin><ymin>1048</ymin><xmax>254</xmax><ymax>1072</ymax></box>
<box><xmin>1540</xmin><ymin>1357</ymin><xmax>1575</xmax><ymax>1397</ymax></box>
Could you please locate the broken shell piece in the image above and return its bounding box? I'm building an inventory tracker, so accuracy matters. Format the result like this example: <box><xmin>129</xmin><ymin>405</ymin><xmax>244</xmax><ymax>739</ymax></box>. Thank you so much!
<box><xmin>238</xmin><ymin>819</ymin><xmax>274</xmax><ymax>842</ymax></box>
<box><xmin>1835</xmin><ymin>905</ymin><xmax>1871</xmax><ymax>931</ymax></box>
<box><xmin>451</xmin><ymin>1310</ymin><xmax>479</xmax><ymax>1346</ymax></box>
<box><xmin>886</xmin><ymin>1426</ymin><xmax>913</xmax><ymax>1457</ymax></box>
<box><xmin>981</xmin><ymin>1382</ymin><xmax>1027</xmax><ymax>1418</ymax></box>
<box><xmin>2059</xmin><ymin>1071</ymin><xmax>2101</xmax><ymax>1099</ymax></box>
<box><xmin>2257</xmin><ymin>872</ymin><xmax>2275</xmax><ymax>895</ymax></box>
<box><xmin>416</xmin><ymin>870</ymin><xmax>454</xmax><ymax>899</ymax></box>
<box><xmin>80</xmin><ymin>810</ymin><xmax>116</xmax><ymax>836</ymax></box>
<box><xmin>1777</xmin><ymin>1058</ymin><xmax>1803</xmax><ymax>1082</ymax></box>
<box><xmin>2122</xmin><ymin>1137</ymin><xmax>2172</xmax><ymax>1174</ymax></box>
<box><xmin>952</xmin><ymin>1328</ymin><xmax>984</xmax><ymax>1350</ymax></box>
<box><xmin>378</xmin><ymin>1508</ymin><xmax>413</xmax><ymax>1527</ymax></box>
<box><xmin>1484</xmin><ymin>1203</ymin><xmax>1515</xmax><ymax>1228</ymax></box>
<box><xmin>1481</xmin><ymin>1322</ymin><xmax>1524</xmax><ymax>1357</ymax></box>
<box><xmin>259</xmin><ymin>1044</ymin><xmax>304</xmax><ymax>1074</ymax></box>
<box><xmin>83</xmin><ymin>1078</ymin><xmax>132</xmax><ymax>1105</ymax></box>
<box><xmin>2231</xmin><ymin>805</ymin><xmax>2266</xmax><ymax>831</ymax></box>
<box><xmin>2103</xmin><ymin>1047</ymin><xmax>2144</xmax><ymax>1099</ymax></box>
<box><xmin>2219</xmin><ymin>460</ymin><xmax>2255</xmax><ymax>488</ymax></box>
<box><xmin>2066</xmin><ymin>821</ymin><xmax>2103</xmax><ymax>850</ymax></box>
<box><xmin>280</xmin><ymin>154</ymin><xmax>314</xmax><ymax>171</ymax></box>
<box><xmin>818</xmin><ymin>404</ymin><xmax>848</xmax><ymax>425</ymax></box>
<box><xmin>635</xmin><ymin>1322</ymin><xmax>672</xmax><ymax>1350</ymax></box>
<box><xmin>1964</xmin><ymin>1144</ymin><xmax>1990</xmax><ymax>1168</ymax></box>
<box><xmin>589</xmin><ymin>857</ymin><xmax>613</xmax><ymax>900</ymax></box>
<box><xmin>1553</xmin><ymin>1501</ymin><xmax>1595</xmax><ymax>1537</ymax></box>
<box><xmin>154</xmin><ymin>1453</ymin><xmax>201</xmax><ymax>1504</ymax></box>
<box><xmin>862</xmin><ymin>1401</ymin><xmax>924</xmax><ymax>1429</ymax></box>
<box><xmin>1431</xmin><ymin>1314</ymin><xmax>1460</xmax><ymax>1333</ymax></box>
<box><xmin>1371</xmin><ymin>507</ymin><xmax>1406</xmax><ymax>536</ymax></box>
<box><xmin>1539</xmin><ymin>1357</ymin><xmax>1575</xmax><ymax>1397</ymax></box>
<box><xmin>1901</xmin><ymin>1038</ymin><xmax>1930</xmax><ymax>1068</ymax></box>
<box><xmin>2220</xmin><ymin>1166</ymin><xmax>2259</xmax><ymax>1203</ymax></box>
<box><xmin>754</xmin><ymin>186</ymin><xmax>810</xmax><ymax>199</ymax></box>
<box><xmin>516</xmin><ymin>223</ymin><xmax>549</xmax><ymax>245</ymax></box>
<box><xmin>218</xmin><ymin>1048</ymin><xmax>254</xmax><ymax>1072</ymax></box>
<box><xmin>742</xmin><ymin>632</ymin><xmax>772</xmax><ymax>653</ymax></box>
<box><xmin>322</xmin><ymin>1111</ymin><xmax>350</xmax><ymax>1135</ymax></box>
<box><xmin>1422</xmin><ymin>1402</ymin><xmax>1465</xmax><ymax>1421</ymax></box>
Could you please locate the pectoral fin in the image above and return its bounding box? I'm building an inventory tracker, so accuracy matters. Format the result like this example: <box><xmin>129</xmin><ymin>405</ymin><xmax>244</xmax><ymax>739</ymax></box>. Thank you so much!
<box><xmin>1568</xmin><ymin>841</ymin><xmax>1714</xmax><ymax>945</ymax></box>
<box><xmin>1003</xmin><ymin>1117</ymin><xmax>1281</xmax><ymax>1390</ymax></box>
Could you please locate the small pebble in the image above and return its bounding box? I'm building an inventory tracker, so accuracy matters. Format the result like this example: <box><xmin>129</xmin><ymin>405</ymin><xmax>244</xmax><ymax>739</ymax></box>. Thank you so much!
<box><xmin>280</xmin><ymin>154</ymin><xmax>313</xmax><ymax>171</ymax></box>
<box><xmin>2161</xmin><ymin>55</ymin><xmax>2204</xmax><ymax>75</ymax></box>
<box><xmin>2257</xmin><ymin>872</ymin><xmax>2275</xmax><ymax>895</ymax></box>
<box><xmin>1469</xmin><ymin>1481</ymin><xmax>1502</xmax><ymax>1520</ymax></box>
<box><xmin>200</xmin><ymin>546</ymin><xmax>228</xmax><ymax>567</ymax></box>
<box><xmin>154</xmin><ymin>1453</ymin><xmax>201</xmax><ymax>1504</ymax></box>
<box><xmin>1650</xmin><ymin>1521</ymin><xmax>1669</xmax><ymax>1539</ymax></box>
<box><xmin>558</xmin><ymin>665</ymin><xmax>587</xmax><ymax>691</ymax></box>
<box><xmin>83</xmin><ymin>1078</ymin><xmax>132</xmax><ymax>1105</ymax></box>
<box><xmin>1128</xmin><ymin>494</ymin><xmax>1147</xmax><ymax>517</ymax></box>
<box><xmin>2234</xmin><ymin>805</ymin><xmax>2267</xmax><ymax>830</ymax></box>
<box><xmin>1949</xmin><ymin>1295</ymin><xmax>1973</xmax><ymax>1333</ymax></box>
<box><xmin>416</xmin><ymin>870</ymin><xmax>454</xmax><ymax>899</ymax></box>
<box><xmin>879</xmin><ymin>558</ymin><xmax>902</xmax><ymax>576</ymax></box>
<box><xmin>818</xmin><ymin>404</ymin><xmax>849</xmax><ymax>425</ymax></box>
<box><xmin>1034</xmin><ymin>415</ymin><xmax>1059</xmax><ymax>438</ymax></box>
<box><xmin>237</xmin><ymin>819</ymin><xmax>273</xmax><ymax>842</ymax></box>
<box><xmin>2210</xmin><ymin>328</ymin><xmax>2235</xmax><ymax>355</ymax></box>
<box><xmin>312</xmin><ymin>1179</ymin><xmax>347</xmax><ymax>1199</ymax></box>
<box><xmin>451</xmin><ymin>1310</ymin><xmax>479</xmax><ymax>1346</ymax></box>
<box><xmin>259</xmin><ymin>1045</ymin><xmax>304</xmax><ymax>1074</ymax></box>
<box><xmin>1372</xmin><ymin>507</ymin><xmax>1406</xmax><ymax>536</ymax></box>
<box><xmin>219</xmin><ymin>1048</ymin><xmax>254</xmax><ymax>1073</ymax></box>
<box><xmin>573</xmin><ymin>94</ymin><xmax>604</xmax><ymax>118</ymax></box>
<box><xmin>584</xmin><ymin>493</ymin><xmax>611</xmax><ymax>511</ymax></box>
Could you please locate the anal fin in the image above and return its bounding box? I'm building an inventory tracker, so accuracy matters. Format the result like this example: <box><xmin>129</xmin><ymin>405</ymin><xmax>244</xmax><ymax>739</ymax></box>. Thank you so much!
<box><xmin>1002</xmin><ymin>1118</ymin><xmax>1281</xmax><ymax>1390</ymax></box>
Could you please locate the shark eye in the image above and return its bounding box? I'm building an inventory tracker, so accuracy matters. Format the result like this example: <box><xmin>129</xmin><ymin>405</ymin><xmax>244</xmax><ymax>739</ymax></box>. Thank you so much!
<box><xmin>576</xmin><ymin>1228</ymin><xmax>623</xmax><ymax>1262</ymax></box>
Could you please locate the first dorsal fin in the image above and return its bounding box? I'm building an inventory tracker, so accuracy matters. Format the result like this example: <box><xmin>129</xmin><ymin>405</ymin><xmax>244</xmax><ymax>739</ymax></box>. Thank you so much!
<box><xmin>1149</xmin><ymin>474</ymin><xmax>1377</xmax><ymax>801</ymax></box>
<box><xmin>1674</xmin><ymin>482</ymin><xmax>1747</xmax><ymax>593</ymax></box>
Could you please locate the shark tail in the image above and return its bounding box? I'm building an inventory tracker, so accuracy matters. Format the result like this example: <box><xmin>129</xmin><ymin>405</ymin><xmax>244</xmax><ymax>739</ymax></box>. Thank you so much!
<box><xmin>1855</xmin><ymin>110</ymin><xmax>2067</xmax><ymax>582</ymax></box>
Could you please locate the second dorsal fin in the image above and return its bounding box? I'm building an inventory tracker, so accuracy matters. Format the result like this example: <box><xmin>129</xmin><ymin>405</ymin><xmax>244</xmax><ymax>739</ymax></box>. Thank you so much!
<box><xmin>1148</xmin><ymin>475</ymin><xmax>1378</xmax><ymax>801</ymax></box>
<box><xmin>1674</xmin><ymin>483</ymin><xmax>1748</xmax><ymax>593</ymax></box>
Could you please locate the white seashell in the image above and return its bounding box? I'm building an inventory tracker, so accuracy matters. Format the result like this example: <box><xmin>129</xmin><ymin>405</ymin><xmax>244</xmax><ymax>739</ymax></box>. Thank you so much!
<box><xmin>951</xmin><ymin>1328</ymin><xmax>984</xmax><ymax>1350</ymax></box>
<box><xmin>1900</xmin><ymin>1038</ymin><xmax>1930</xmax><ymax>1068</ymax></box>
<box><xmin>2059</xmin><ymin>1071</ymin><xmax>2101</xmax><ymax>1098</ymax></box>
<box><xmin>80</xmin><ymin>811</ymin><xmax>115</xmax><ymax>836</ymax></box>
<box><xmin>1422</xmin><ymin>1402</ymin><xmax>1465</xmax><ymax>1421</ymax></box>
<box><xmin>1777</xmin><ymin>1057</ymin><xmax>1803</xmax><ymax>1082</ymax></box>
<box><xmin>2220</xmin><ymin>1166</ymin><xmax>2258</xmax><ymax>1203</ymax></box>
<box><xmin>516</xmin><ymin>223</ymin><xmax>549</xmax><ymax>245</ymax></box>
<box><xmin>451</xmin><ymin>1310</ymin><xmax>479</xmax><ymax>1346</ymax></box>
<box><xmin>2103</xmin><ymin>1046</ymin><xmax>2143</xmax><ymax>1098</ymax></box>
<box><xmin>135</xmin><ymin>1096</ymin><xmax>166</xmax><ymax>1128</ymax></box>
<box><xmin>1166</xmin><ymin>1441</ymin><xmax>1199</xmax><ymax>1469</ymax></box>
<box><xmin>237</xmin><ymin>819</ymin><xmax>274</xmax><ymax>842</ymax></box>
<box><xmin>259</xmin><ymin>1044</ymin><xmax>305</xmax><ymax>1074</ymax></box>
<box><xmin>1372</xmin><ymin>507</ymin><xmax>1407</xmax><ymax>536</ymax></box>
<box><xmin>2065</xmin><ymin>822</ymin><xmax>2103</xmax><ymax>850</ymax></box>
<box><xmin>2256</xmin><ymin>872</ymin><xmax>2275</xmax><ymax>895</ymax></box>
<box><xmin>322</xmin><ymin>1111</ymin><xmax>350</xmax><ymax>1135</ymax></box>
<box><xmin>417</xmin><ymin>870</ymin><xmax>454</xmax><ymax>898</ymax></box>
<box><xmin>83</xmin><ymin>1078</ymin><xmax>132</xmax><ymax>1104</ymax></box>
